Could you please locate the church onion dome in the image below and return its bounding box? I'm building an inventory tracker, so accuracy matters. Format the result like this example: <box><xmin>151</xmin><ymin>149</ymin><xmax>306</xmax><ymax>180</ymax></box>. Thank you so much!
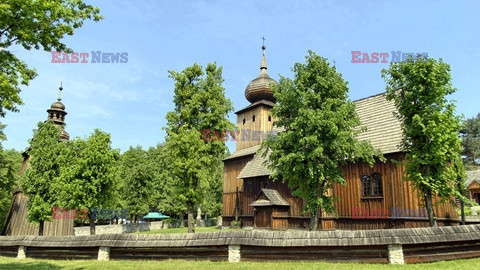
<box><xmin>244</xmin><ymin>45</ymin><xmax>277</xmax><ymax>103</ymax></box>
<box><xmin>49</xmin><ymin>100</ymin><xmax>66</xmax><ymax>111</ymax></box>
<box><xmin>47</xmin><ymin>85</ymin><xmax>68</xmax><ymax>126</ymax></box>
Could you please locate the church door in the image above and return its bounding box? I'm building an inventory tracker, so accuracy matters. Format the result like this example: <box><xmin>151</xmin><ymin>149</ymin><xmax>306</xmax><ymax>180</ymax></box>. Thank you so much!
<box><xmin>255</xmin><ymin>207</ymin><xmax>272</xmax><ymax>228</ymax></box>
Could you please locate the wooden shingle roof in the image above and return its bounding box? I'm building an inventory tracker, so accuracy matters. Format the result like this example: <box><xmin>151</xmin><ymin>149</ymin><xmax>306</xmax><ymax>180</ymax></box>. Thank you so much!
<box><xmin>1</xmin><ymin>225</ymin><xmax>480</xmax><ymax>247</ymax></box>
<box><xmin>223</xmin><ymin>145</ymin><xmax>260</xmax><ymax>161</ymax></box>
<box><xmin>250</xmin><ymin>189</ymin><xmax>290</xmax><ymax>207</ymax></box>
<box><xmin>234</xmin><ymin>93</ymin><xmax>403</xmax><ymax>179</ymax></box>
<box><xmin>355</xmin><ymin>92</ymin><xmax>403</xmax><ymax>155</ymax></box>
<box><xmin>237</xmin><ymin>151</ymin><xmax>271</xmax><ymax>178</ymax></box>
<box><xmin>466</xmin><ymin>170</ymin><xmax>480</xmax><ymax>188</ymax></box>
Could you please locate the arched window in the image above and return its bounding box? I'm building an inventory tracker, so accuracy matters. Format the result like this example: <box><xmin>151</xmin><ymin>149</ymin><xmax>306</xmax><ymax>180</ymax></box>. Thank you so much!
<box><xmin>361</xmin><ymin>172</ymin><xmax>383</xmax><ymax>198</ymax></box>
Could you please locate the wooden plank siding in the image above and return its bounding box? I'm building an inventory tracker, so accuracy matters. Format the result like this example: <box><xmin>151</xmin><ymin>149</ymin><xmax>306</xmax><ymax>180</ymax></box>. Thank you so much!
<box><xmin>26</xmin><ymin>246</ymin><xmax>98</xmax><ymax>260</ymax></box>
<box><xmin>109</xmin><ymin>246</ymin><xmax>228</xmax><ymax>261</ymax></box>
<box><xmin>0</xmin><ymin>246</ymin><xmax>18</xmax><ymax>258</ymax></box>
<box><xmin>241</xmin><ymin>245</ymin><xmax>388</xmax><ymax>263</ymax></box>
<box><xmin>332</xmin><ymin>152</ymin><xmax>459</xmax><ymax>230</ymax></box>
<box><xmin>1</xmin><ymin>191</ymin><xmax>74</xmax><ymax>236</ymax></box>
<box><xmin>235</xmin><ymin>105</ymin><xmax>275</xmax><ymax>151</ymax></box>
<box><xmin>223</xmin><ymin>152</ymin><xmax>459</xmax><ymax>230</ymax></box>
<box><xmin>222</xmin><ymin>156</ymin><xmax>252</xmax><ymax>225</ymax></box>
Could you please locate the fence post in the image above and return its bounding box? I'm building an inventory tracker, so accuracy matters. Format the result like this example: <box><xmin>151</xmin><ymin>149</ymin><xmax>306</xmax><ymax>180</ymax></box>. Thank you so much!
<box><xmin>388</xmin><ymin>244</ymin><xmax>404</xmax><ymax>264</ymax></box>
<box><xmin>17</xmin><ymin>245</ymin><xmax>26</xmax><ymax>259</ymax></box>
<box><xmin>98</xmin><ymin>246</ymin><xmax>110</xmax><ymax>261</ymax></box>
<box><xmin>228</xmin><ymin>245</ymin><xmax>241</xmax><ymax>262</ymax></box>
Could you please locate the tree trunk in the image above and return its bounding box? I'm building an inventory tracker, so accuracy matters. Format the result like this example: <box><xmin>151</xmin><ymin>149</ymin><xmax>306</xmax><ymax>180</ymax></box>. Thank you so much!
<box><xmin>309</xmin><ymin>207</ymin><xmax>321</xmax><ymax>231</ymax></box>
<box><xmin>309</xmin><ymin>183</ymin><xmax>325</xmax><ymax>231</ymax></box>
<box><xmin>460</xmin><ymin>199</ymin><xmax>465</xmax><ymax>225</ymax></box>
<box><xmin>179</xmin><ymin>213</ymin><xmax>185</xmax><ymax>227</ymax></box>
<box><xmin>424</xmin><ymin>191</ymin><xmax>438</xmax><ymax>227</ymax></box>
<box><xmin>187</xmin><ymin>207</ymin><xmax>195</xmax><ymax>233</ymax></box>
<box><xmin>38</xmin><ymin>220</ymin><xmax>44</xmax><ymax>236</ymax></box>
<box><xmin>89</xmin><ymin>216</ymin><xmax>96</xmax><ymax>235</ymax></box>
<box><xmin>196</xmin><ymin>207</ymin><xmax>203</xmax><ymax>227</ymax></box>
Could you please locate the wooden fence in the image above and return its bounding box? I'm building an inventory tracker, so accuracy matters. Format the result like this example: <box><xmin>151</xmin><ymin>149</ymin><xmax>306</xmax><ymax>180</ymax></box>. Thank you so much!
<box><xmin>1</xmin><ymin>224</ymin><xmax>480</xmax><ymax>264</ymax></box>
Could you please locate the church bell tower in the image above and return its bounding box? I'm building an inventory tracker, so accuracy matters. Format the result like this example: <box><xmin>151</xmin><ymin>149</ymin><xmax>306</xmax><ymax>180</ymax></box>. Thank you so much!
<box><xmin>235</xmin><ymin>42</ymin><xmax>278</xmax><ymax>150</ymax></box>
<box><xmin>46</xmin><ymin>84</ymin><xmax>70</xmax><ymax>142</ymax></box>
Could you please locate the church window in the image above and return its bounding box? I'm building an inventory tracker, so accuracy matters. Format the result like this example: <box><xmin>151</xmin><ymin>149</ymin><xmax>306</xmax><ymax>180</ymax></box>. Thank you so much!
<box><xmin>361</xmin><ymin>172</ymin><xmax>383</xmax><ymax>198</ymax></box>
<box><xmin>243</xmin><ymin>118</ymin><xmax>246</xmax><ymax>125</ymax></box>
<box><xmin>268</xmin><ymin>115</ymin><xmax>271</xmax><ymax>122</ymax></box>
<box><xmin>252</xmin><ymin>115</ymin><xmax>255</xmax><ymax>122</ymax></box>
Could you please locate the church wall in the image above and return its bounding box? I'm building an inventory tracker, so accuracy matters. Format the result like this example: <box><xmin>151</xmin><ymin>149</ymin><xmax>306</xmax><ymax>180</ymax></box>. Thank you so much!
<box><xmin>222</xmin><ymin>156</ymin><xmax>252</xmax><ymax>225</ymax></box>
<box><xmin>2</xmin><ymin>192</ymin><xmax>74</xmax><ymax>236</ymax></box>
<box><xmin>223</xmin><ymin>152</ymin><xmax>459</xmax><ymax>230</ymax></box>
<box><xmin>332</xmin><ymin>152</ymin><xmax>459</xmax><ymax>229</ymax></box>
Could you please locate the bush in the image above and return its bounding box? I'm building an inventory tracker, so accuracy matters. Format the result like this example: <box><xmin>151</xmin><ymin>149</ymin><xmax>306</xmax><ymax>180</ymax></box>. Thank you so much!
<box><xmin>458</xmin><ymin>207</ymin><xmax>472</xmax><ymax>216</ymax></box>
<box><xmin>230</xmin><ymin>219</ymin><xmax>241</xmax><ymax>229</ymax></box>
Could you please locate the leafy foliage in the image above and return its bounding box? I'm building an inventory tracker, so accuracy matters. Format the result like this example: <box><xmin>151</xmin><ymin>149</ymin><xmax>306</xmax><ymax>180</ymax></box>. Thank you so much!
<box><xmin>262</xmin><ymin>51</ymin><xmax>381</xmax><ymax>230</ymax></box>
<box><xmin>118</xmin><ymin>146</ymin><xmax>152</xmax><ymax>222</ymax></box>
<box><xmin>0</xmin><ymin>0</ymin><xmax>102</xmax><ymax>117</ymax></box>
<box><xmin>0</xmin><ymin>124</ymin><xmax>22</xmax><ymax>228</ymax></box>
<box><xmin>20</xmin><ymin>121</ymin><xmax>65</xmax><ymax>225</ymax></box>
<box><xmin>460</xmin><ymin>113</ymin><xmax>480</xmax><ymax>165</ymax></box>
<box><xmin>55</xmin><ymin>129</ymin><xmax>119</xmax><ymax>233</ymax></box>
<box><xmin>165</xmin><ymin>63</ymin><xmax>234</xmax><ymax>232</ymax></box>
<box><xmin>382</xmin><ymin>57</ymin><xmax>465</xmax><ymax>226</ymax></box>
<box><xmin>147</xmin><ymin>144</ymin><xmax>185</xmax><ymax>217</ymax></box>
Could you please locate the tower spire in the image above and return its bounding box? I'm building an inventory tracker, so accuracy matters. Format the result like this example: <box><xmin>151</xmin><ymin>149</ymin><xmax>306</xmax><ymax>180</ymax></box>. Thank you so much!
<box><xmin>47</xmin><ymin>84</ymin><xmax>69</xmax><ymax>141</ymax></box>
<box><xmin>260</xmin><ymin>36</ymin><xmax>267</xmax><ymax>71</ymax></box>
<box><xmin>244</xmin><ymin>38</ymin><xmax>277</xmax><ymax>104</ymax></box>
<box><xmin>57</xmin><ymin>82</ymin><xmax>63</xmax><ymax>101</ymax></box>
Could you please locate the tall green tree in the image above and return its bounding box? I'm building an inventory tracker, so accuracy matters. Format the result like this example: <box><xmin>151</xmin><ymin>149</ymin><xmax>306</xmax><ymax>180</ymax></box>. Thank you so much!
<box><xmin>147</xmin><ymin>144</ymin><xmax>181</xmax><ymax>217</ymax></box>
<box><xmin>200</xmin><ymin>153</ymin><xmax>228</xmax><ymax>219</ymax></box>
<box><xmin>20</xmin><ymin>121</ymin><xmax>66</xmax><ymax>235</ymax></box>
<box><xmin>382</xmin><ymin>57</ymin><xmax>465</xmax><ymax>227</ymax></box>
<box><xmin>460</xmin><ymin>113</ymin><xmax>480</xmax><ymax>166</ymax></box>
<box><xmin>0</xmin><ymin>125</ymin><xmax>22</xmax><ymax>228</ymax></box>
<box><xmin>165</xmin><ymin>63</ymin><xmax>234</xmax><ymax>233</ymax></box>
<box><xmin>119</xmin><ymin>146</ymin><xmax>152</xmax><ymax>223</ymax></box>
<box><xmin>0</xmin><ymin>0</ymin><xmax>102</xmax><ymax>117</ymax></box>
<box><xmin>262</xmin><ymin>51</ymin><xmax>381</xmax><ymax>230</ymax></box>
<box><xmin>55</xmin><ymin>129</ymin><xmax>119</xmax><ymax>235</ymax></box>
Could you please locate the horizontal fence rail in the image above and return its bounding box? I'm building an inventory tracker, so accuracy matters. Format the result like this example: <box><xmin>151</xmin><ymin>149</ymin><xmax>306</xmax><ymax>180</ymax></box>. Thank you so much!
<box><xmin>0</xmin><ymin>225</ymin><xmax>479</xmax><ymax>264</ymax></box>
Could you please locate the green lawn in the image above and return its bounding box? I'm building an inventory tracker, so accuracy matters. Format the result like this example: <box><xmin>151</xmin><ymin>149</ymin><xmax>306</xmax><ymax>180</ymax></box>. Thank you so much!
<box><xmin>136</xmin><ymin>225</ymin><xmax>247</xmax><ymax>234</ymax></box>
<box><xmin>1</xmin><ymin>257</ymin><xmax>480</xmax><ymax>270</ymax></box>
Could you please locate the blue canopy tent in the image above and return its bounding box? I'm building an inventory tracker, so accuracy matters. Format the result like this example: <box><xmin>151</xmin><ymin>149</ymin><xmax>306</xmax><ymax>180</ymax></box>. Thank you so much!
<box><xmin>142</xmin><ymin>212</ymin><xmax>170</xmax><ymax>221</ymax></box>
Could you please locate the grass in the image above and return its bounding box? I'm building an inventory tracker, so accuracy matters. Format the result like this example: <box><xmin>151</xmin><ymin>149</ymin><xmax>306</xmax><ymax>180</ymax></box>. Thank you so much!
<box><xmin>136</xmin><ymin>225</ymin><xmax>246</xmax><ymax>234</ymax></box>
<box><xmin>1</xmin><ymin>256</ymin><xmax>480</xmax><ymax>270</ymax></box>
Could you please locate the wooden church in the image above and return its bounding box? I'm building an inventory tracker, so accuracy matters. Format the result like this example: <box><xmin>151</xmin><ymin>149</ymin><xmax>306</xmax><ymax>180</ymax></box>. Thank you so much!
<box><xmin>222</xmin><ymin>46</ymin><xmax>459</xmax><ymax>230</ymax></box>
<box><xmin>1</xmin><ymin>86</ymin><xmax>74</xmax><ymax>236</ymax></box>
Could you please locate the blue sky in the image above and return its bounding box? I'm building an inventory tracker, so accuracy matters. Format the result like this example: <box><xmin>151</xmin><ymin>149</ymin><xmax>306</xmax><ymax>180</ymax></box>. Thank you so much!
<box><xmin>3</xmin><ymin>0</ymin><xmax>479</xmax><ymax>153</ymax></box>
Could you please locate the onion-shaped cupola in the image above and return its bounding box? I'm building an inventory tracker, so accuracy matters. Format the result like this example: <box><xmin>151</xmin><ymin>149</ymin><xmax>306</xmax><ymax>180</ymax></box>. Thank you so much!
<box><xmin>244</xmin><ymin>44</ymin><xmax>277</xmax><ymax>103</ymax></box>
<box><xmin>47</xmin><ymin>84</ymin><xmax>69</xmax><ymax>141</ymax></box>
